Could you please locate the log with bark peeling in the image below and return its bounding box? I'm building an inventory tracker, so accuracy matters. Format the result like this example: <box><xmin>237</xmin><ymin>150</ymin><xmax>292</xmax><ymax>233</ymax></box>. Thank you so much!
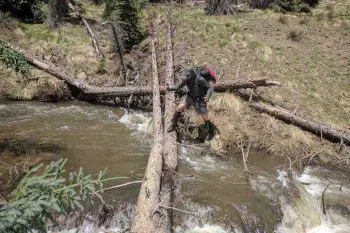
<box><xmin>157</xmin><ymin>15</ymin><xmax>178</xmax><ymax>233</ymax></box>
<box><xmin>68</xmin><ymin>0</ymin><xmax>103</xmax><ymax>58</ymax></box>
<box><xmin>81</xmin><ymin>17</ymin><xmax>104</xmax><ymax>58</ymax></box>
<box><xmin>84</xmin><ymin>79</ymin><xmax>281</xmax><ymax>97</ymax></box>
<box><xmin>130</xmin><ymin>23</ymin><xmax>164</xmax><ymax>233</ymax></box>
<box><xmin>23</xmin><ymin>53</ymin><xmax>91</xmax><ymax>91</ymax></box>
<box><xmin>250</xmin><ymin>101</ymin><xmax>350</xmax><ymax>146</ymax></box>
<box><xmin>20</xmin><ymin>48</ymin><xmax>281</xmax><ymax>100</ymax></box>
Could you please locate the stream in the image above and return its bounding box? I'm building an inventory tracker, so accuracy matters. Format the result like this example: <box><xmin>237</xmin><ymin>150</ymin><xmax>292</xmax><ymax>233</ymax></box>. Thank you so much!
<box><xmin>0</xmin><ymin>101</ymin><xmax>349</xmax><ymax>233</ymax></box>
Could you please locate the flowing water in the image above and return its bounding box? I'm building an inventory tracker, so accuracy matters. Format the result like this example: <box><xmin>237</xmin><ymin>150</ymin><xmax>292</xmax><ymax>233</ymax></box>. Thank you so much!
<box><xmin>1</xmin><ymin>101</ymin><xmax>349</xmax><ymax>233</ymax></box>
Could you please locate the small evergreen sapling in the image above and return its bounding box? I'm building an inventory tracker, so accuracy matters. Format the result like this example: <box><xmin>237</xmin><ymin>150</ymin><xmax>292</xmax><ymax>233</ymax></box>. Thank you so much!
<box><xmin>0</xmin><ymin>159</ymin><xmax>110</xmax><ymax>233</ymax></box>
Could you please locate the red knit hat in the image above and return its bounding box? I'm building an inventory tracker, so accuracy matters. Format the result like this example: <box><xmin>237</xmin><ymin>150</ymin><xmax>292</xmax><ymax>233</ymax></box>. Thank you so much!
<box><xmin>205</xmin><ymin>65</ymin><xmax>217</xmax><ymax>84</ymax></box>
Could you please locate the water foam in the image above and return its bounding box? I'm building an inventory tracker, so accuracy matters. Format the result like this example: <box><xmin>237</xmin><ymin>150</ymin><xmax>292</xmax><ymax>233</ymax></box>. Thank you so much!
<box><xmin>274</xmin><ymin>167</ymin><xmax>350</xmax><ymax>233</ymax></box>
<box><xmin>179</xmin><ymin>224</ymin><xmax>228</xmax><ymax>233</ymax></box>
<box><xmin>118</xmin><ymin>109</ymin><xmax>152</xmax><ymax>134</ymax></box>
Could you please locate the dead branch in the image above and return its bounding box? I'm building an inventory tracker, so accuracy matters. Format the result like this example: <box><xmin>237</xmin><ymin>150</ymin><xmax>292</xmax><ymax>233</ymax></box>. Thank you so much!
<box><xmin>81</xmin><ymin>17</ymin><xmax>104</xmax><ymax>58</ymax></box>
<box><xmin>95</xmin><ymin>181</ymin><xmax>142</xmax><ymax>193</ymax></box>
<box><xmin>321</xmin><ymin>183</ymin><xmax>330</xmax><ymax>215</ymax></box>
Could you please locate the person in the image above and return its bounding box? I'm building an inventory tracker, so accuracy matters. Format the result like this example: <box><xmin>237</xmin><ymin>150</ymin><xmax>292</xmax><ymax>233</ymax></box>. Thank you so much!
<box><xmin>167</xmin><ymin>65</ymin><xmax>217</xmax><ymax>140</ymax></box>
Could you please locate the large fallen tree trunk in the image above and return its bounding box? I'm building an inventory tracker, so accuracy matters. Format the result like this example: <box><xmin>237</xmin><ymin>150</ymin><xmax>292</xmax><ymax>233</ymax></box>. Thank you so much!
<box><xmin>250</xmin><ymin>101</ymin><xmax>350</xmax><ymax>146</ymax></box>
<box><xmin>20</xmin><ymin>49</ymin><xmax>281</xmax><ymax>99</ymax></box>
<box><xmin>23</xmin><ymin>53</ymin><xmax>91</xmax><ymax>91</ymax></box>
<box><xmin>84</xmin><ymin>79</ymin><xmax>281</xmax><ymax>97</ymax></box>
<box><xmin>130</xmin><ymin>23</ymin><xmax>164</xmax><ymax>233</ymax></box>
<box><xmin>157</xmin><ymin>15</ymin><xmax>178</xmax><ymax>233</ymax></box>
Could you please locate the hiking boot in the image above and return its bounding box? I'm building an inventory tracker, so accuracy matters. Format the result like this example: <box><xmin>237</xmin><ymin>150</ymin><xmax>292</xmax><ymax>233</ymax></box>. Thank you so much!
<box><xmin>167</xmin><ymin>121</ymin><xmax>177</xmax><ymax>132</ymax></box>
<box><xmin>167</xmin><ymin>111</ymin><xmax>180</xmax><ymax>133</ymax></box>
<box><xmin>206</xmin><ymin>121</ymin><xmax>214</xmax><ymax>141</ymax></box>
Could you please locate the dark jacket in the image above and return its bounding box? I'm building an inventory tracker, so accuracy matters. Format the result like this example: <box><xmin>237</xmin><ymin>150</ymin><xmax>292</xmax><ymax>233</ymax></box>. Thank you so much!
<box><xmin>168</xmin><ymin>68</ymin><xmax>213</xmax><ymax>99</ymax></box>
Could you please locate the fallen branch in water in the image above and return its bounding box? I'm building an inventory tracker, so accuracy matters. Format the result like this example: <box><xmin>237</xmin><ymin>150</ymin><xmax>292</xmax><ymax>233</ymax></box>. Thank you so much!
<box><xmin>159</xmin><ymin>204</ymin><xmax>198</xmax><ymax>216</ymax></box>
<box><xmin>95</xmin><ymin>181</ymin><xmax>142</xmax><ymax>193</ymax></box>
<box><xmin>321</xmin><ymin>183</ymin><xmax>330</xmax><ymax>215</ymax></box>
<box><xmin>237</xmin><ymin>138</ymin><xmax>252</xmax><ymax>177</ymax></box>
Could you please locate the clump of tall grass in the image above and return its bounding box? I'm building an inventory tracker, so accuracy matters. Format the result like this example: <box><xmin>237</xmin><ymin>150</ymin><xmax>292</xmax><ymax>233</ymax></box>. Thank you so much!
<box><xmin>278</xmin><ymin>15</ymin><xmax>289</xmax><ymax>25</ymax></box>
<box><xmin>209</xmin><ymin>93</ymin><xmax>242</xmax><ymax>115</ymax></box>
<box><xmin>287</xmin><ymin>30</ymin><xmax>303</xmax><ymax>42</ymax></box>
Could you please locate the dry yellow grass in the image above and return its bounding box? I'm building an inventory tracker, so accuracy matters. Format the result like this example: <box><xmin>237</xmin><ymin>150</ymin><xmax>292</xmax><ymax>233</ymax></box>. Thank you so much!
<box><xmin>209</xmin><ymin>93</ymin><xmax>242</xmax><ymax>115</ymax></box>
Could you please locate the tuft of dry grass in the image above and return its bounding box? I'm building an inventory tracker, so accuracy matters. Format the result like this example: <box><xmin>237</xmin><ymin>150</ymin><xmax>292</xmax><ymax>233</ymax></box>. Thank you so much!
<box><xmin>287</xmin><ymin>29</ymin><xmax>303</xmax><ymax>42</ymax></box>
<box><xmin>209</xmin><ymin>93</ymin><xmax>242</xmax><ymax>115</ymax></box>
<box><xmin>278</xmin><ymin>15</ymin><xmax>289</xmax><ymax>25</ymax></box>
<box><xmin>299</xmin><ymin>16</ymin><xmax>310</xmax><ymax>24</ymax></box>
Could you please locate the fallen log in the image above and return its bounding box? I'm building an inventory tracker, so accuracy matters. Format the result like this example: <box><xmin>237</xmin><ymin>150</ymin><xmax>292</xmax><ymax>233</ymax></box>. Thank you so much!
<box><xmin>12</xmin><ymin>43</ymin><xmax>281</xmax><ymax>99</ymax></box>
<box><xmin>68</xmin><ymin>0</ymin><xmax>103</xmax><ymax>58</ymax></box>
<box><xmin>213</xmin><ymin>79</ymin><xmax>281</xmax><ymax>92</ymax></box>
<box><xmin>81</xmin><ymin>17</ymin><xmax>104</xmax><ymax>58</ymax></box>
<box><xmin>157</xmin><ymin>15</ymin><xmax>178</xmax><ymax>233</ymax></box>
<box><xmin>22</xmin><ymin>53</ymin><xmax>91</xmax><ymax>92</ymax></box>
<box><xmin>250</xmin><ymin>101</ymin><xmax>350</xmax><ymax>146</ymax></box>
<box><xmin>84</xmin><ymin>79</ymin><xmax>281</xmax><ymax>97</ymax></box>
<box><xmin>130</xmin><ymin>22</ymin><xmax>164</xmax><ymax>233</ymax></box>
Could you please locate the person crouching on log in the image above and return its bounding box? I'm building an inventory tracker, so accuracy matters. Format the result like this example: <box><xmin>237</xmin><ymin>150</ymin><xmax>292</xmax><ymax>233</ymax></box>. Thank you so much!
<box><xmin>167</xmin><ymin>65</ymin><xmax>217</xmax><ymax>141</ymax></box>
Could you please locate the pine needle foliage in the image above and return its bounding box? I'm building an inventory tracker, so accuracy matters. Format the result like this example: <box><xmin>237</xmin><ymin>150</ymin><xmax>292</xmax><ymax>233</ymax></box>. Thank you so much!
<box><xmin>104</xmin><ymin>0</ymin><xmax>143</xmax><ymax>51</ymax></box>
<box><xmin>0</xmin><ymin>159</ymin><xmax>106</xmax><ymax>233</ymax></box>
<box><xmin>0</xmin><ymin>40</ymin><xmax>31</xmax><ymax>78</ymax></box>
<box><xmin>0</xmin><ymin>0</ymin><xmax>47</xmax><ymax>22</ymax></box>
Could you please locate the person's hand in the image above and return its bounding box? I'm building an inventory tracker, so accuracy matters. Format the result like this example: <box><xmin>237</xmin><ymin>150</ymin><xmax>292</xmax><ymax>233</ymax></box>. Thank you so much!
<box><xmin>204</xmin><ymin>96</ymin><xmax>209</xmax><ymax>103</ymax></box>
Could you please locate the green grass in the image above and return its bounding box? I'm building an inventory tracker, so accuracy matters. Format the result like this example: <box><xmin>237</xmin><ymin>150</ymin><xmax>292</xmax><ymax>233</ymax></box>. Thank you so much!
<box><xmin>19</xmin><ymin>23</ymin><xmax>90</xmax><ymax>53</ymax></box>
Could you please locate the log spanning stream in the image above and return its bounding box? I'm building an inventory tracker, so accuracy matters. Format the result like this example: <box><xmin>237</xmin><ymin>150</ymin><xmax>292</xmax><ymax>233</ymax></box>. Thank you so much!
<box><xmin>1</xmin><ymin>101</ymin><xmax>350</xmax><ymax>233</ymax></box>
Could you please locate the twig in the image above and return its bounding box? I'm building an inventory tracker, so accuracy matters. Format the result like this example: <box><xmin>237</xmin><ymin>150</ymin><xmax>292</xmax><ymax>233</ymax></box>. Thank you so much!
<box><xmin>159</xmin><ymin>205</ymin><xmax>198</xmax><ymax>216</ymax></box>
<box><xmin>95</xmin><ymin>181</ymin><xmax>142</xmax><ymax>193</ymax></box>
<box><xmin>91</xmin><ymin>191</ymin><xmax>105</xmax><ymax>204</ymax></box>
<box><xmin>237</xmin><ymin>138</ymin><xmax>251</xmax><ymax>176</ymax></box>
<box><xmin>127</xmin><ymin>94</ymin><xmax>134</xmax><ymax>114</ymax></box>
<box><xmin>321</xmin><ymin>183</ymin><xmax>330</xmax><ymax>215</ymax></box>
<box><xmin>141</xmin><ymin>118</ymin><xmax>153</xmax><ymax>144</ymax></box>
<box><xmin>235</xmin><ymin>62</ymin><xmax>242</xmax><ymax>81</ymax></box>
<box><xmin>152</xmin><ymin>199</ymin><xmax>164</xmax><ymax>215</ymax></box>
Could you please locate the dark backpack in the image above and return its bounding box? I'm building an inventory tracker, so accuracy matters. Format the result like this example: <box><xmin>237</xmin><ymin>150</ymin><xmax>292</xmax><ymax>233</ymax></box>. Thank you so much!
<box><xmin>184</xmin><ymin>67</ymin><xmax>207</xmax><ymax>98</ymax></box>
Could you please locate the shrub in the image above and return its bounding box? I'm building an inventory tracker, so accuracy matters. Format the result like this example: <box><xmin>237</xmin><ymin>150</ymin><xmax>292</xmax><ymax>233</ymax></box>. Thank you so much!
<box><xmin>207</xmin><ymin>0</ymin><xmax>319</xmax><ymax>14</ymax></box>
<box><xmin>0</xmin><ymin>159</ymin><xmax>109</xmax><ymax>232</ymax></box>
<box><xmin>278</xmin><ymin>15</ymin><xmax>288</xmax><ymax>24</ymax></box>
<box><xmin>287</xmin><ymin>29</ymin><xmax>303</xmax><ymax>42</ymax></box>
<box><xmin>326</xmin><ymin>4</ymin><xmax>335</xmax><ymax>20</ymax></box>
<box><xmin>0</xmin><ymin>40</ymin><xmax>31</xmax><ymax>78</ymax></box>
<box><xmin>315</xmin><ymin>12</ymin><xmax>325</xmax><ymax>21</ymax></box>
<box><xmin>299</xmin><ymin>16</ymin><xmax>310</xmax><ymax>24</ymax></box>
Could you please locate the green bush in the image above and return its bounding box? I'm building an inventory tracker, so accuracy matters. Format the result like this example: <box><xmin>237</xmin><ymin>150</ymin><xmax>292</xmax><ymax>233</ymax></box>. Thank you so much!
<box><xmin>0</xmin><ymin>40</ymin><xmax>31</xmax><ymax>78</ymax></box>
<box><xmin>0</xmin><ymin>0</ymin><xmax>48</xmax><ymax>22</ymax></box>
<box><xmin>274</xmin><ymin>0</ymin><xmax>313</xmax><ymax>13</ymax></box>
<box><xmin>0</xmin><ymin>159</ymin><xmax>108</xmax><ymax>233</ymax></box>
<box><xmin>250</xmin><ymin>0</ymin><xmax>319</xmax><ymax>13</ymax></box>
